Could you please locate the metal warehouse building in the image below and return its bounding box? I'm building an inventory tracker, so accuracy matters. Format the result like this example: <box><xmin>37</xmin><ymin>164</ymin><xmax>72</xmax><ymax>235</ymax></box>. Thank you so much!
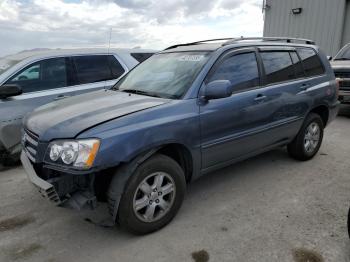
<box><xmin>263</xmin><ymin>0</ymin><xmax>350</xmax><ymax>56</ymax></box>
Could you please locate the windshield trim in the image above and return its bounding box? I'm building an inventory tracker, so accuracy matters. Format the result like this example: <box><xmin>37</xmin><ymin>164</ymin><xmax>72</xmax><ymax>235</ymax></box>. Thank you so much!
<box><xmin>334</xmin><ymin>43</ymin><xmax>350</xmax><ymax>60</ymax></box>
<box><xmin>0</xmin><ymin>59</ymin><xmax>23</xmax><ymax>76</ymax></box>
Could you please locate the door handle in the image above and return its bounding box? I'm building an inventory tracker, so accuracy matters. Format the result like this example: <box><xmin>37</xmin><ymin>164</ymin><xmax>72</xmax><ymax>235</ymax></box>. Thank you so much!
<box><xmin>300</xmin><ymin>83</ymin><xmax>311</xmax><ymax>91</ymax></box>
<box><xmin>54</xmin><ymin>95</ymin><xmax>71</xmax><ymax>101</ymax></box>
<box><xmin>254</xmin><ymin>94</ymin><xmax>267</xmax><ymax>102</ymax></box>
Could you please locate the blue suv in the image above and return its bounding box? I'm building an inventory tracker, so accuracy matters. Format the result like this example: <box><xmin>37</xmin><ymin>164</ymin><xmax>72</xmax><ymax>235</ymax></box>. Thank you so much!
<box><xmin>21</xmin><ymin>37</ymin><xmax>339</xmax><ymax>234</ymax></box>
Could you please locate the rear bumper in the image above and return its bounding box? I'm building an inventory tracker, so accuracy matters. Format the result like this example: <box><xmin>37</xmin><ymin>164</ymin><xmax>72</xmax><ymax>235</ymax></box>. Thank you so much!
<box><xmin>21</xmin><ymin>151</ymin><xmax>61</xmax><ymax>204</ymax></box>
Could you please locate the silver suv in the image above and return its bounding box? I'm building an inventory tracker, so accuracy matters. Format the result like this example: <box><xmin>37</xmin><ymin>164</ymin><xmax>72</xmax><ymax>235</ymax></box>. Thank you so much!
<box><xmin>331</xmin><ymin>43</ymin><xmax>350</xmax><ymax>103</ymax></box>
<box><xmin>0</xmin><ymin>48</ymin><xmax>155</xmax><ymax>164</ymax></box>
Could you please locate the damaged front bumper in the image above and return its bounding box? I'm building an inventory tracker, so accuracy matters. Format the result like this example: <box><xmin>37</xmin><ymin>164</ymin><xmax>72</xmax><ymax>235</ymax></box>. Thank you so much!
<box><xmin>21</xmin><ymin>151</ymin><xmax>62</xmax><ymax>204</ymax></box>
<box><xmin>21</xmin><ymin>151</ymin><xmax>97</xmax><ymax>210</ymax></box>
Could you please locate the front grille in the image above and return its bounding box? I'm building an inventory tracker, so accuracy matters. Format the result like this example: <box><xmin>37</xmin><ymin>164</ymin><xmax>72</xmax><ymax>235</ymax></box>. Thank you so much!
<box><xmin>339</xmin><ymin>80</ymin><xmax>350</xmax><ymax>89</ymax></box>
<box><xmin>334</xmin><ymin>71</ymin><xmax>350</xmax><ymax>90</ymax></box>
<box><xmin>22</xmin><ymin>129</ymin><xmax>39</xmax><ymax>163</ymax></box>
<box><xmin>334</xmin><ymin>71</ymin><xmax>350</xmax><ymax>78</ymax></box>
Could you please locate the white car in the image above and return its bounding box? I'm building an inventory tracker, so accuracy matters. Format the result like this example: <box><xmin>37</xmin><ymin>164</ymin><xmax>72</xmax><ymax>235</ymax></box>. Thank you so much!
<box><xmin>0</xmin><ymin>48</ymin><xmax>156</xmax><ymax>164</ymax></box>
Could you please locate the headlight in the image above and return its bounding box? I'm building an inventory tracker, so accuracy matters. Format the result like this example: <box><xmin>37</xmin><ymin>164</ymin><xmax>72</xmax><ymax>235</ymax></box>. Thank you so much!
<box><xmin>49</xmin><ymin>144</ymin><xmax>63</xmax><ymax>161</ymax></box>
<box><xmin>48</xmin><ymin>139</ymin><xmax>100</xmax><ymax>169</ymax></box>
<box><xmin>61</xmin><ymin>142</ymin><xmax>79</xmax><ymax>165</ymax></box>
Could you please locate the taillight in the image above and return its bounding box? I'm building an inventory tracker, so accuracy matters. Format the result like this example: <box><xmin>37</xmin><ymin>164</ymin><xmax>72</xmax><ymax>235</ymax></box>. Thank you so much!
<box><xmin>335</xmin><ymin>78</ymin><xmax>340</xmax><ymax>98</ymax></box>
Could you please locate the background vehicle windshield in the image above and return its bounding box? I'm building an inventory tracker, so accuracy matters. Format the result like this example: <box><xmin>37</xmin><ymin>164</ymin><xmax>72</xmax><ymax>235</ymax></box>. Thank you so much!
<box><xmin>116</xmin><ymin>52</ymin><xmax>210</xmax><ymax>99</ymax></box>
<box><xmin>0</xmin><ymin>58</ymin><xmax>22</xmax><ymax>75</ymax></box>
<box><xmin>334</xmin><ymin>44</ymin><xmax>350</xmax><ymax>60</ymax></box>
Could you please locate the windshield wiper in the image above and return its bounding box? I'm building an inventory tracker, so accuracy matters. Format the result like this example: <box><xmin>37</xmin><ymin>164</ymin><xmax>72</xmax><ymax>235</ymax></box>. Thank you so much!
<box><xmin>121</xmin><ymin>89</ymin><xmax>163</xmax><ymax>98</ymax></box>
<box><xmin>335</xmin><ymin>58</ymin><xmax>350</xmax><ymax>60</ymax></box>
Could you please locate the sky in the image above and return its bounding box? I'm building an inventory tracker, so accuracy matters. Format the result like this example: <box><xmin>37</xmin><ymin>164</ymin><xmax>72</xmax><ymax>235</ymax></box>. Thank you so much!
<box><xmin>0</xmin><ymin>0</ymin><xmax>264</xmax><ymax>57</ymax></box>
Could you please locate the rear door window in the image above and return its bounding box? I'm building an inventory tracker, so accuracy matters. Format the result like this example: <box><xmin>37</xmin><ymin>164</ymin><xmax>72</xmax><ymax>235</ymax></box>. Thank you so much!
<box><xmin>289</xmin><ymin>51</ymin><xmax>305</xmax><ymax>78</ymax></box>
<box><xmin>131</xmin><ymin>53</ymin><xmax>154</xmax><ymax>63</ymax></box>
<box><xmin>208</xmin><ymin>52</ymin><xmax>260</xmax><ymax>92</ymax></box>
<box><xmin>297</xmin><ymin>48</ymin><xmax>325</xmax><ymax>77</ymax></box>
<box><xmin>260</xmin><ymin>51</ymin><xmax>295</xmax><ymax>85</ymax></box>
<box><xmin>72</xmin><ymin>55</ymin><xmax>125</xmax><ymax>84</ymax></box>
<box><xmin>6</xmin><ymin>57</ymin><xmax>68</xmax><ymax>93</ymax></box>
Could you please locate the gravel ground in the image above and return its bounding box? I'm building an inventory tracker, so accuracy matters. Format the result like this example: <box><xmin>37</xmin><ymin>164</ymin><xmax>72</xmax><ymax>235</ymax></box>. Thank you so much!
<box><xmin>0</xmin><ymin>109</ymin><xmax>350</xmax><ymax>262</ymax></box>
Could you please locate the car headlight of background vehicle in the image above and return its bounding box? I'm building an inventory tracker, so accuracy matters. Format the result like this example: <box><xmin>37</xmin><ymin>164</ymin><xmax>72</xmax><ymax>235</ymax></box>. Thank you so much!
<box><xmin>47</xmin><ymin>139</ymin><xmax>100</xmax><ymax>169</ymax></box>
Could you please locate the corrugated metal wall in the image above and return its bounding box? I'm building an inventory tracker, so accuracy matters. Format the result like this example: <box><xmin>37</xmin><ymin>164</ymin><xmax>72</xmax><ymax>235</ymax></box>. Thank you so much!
<box><xmin>341</xmin><ymin>1</ymin><xmax>350</xmax><ymax>48</ymax></box>
<box><xmin>263</xmin><ymin>0</ymin><xmax>347</xmax><ymax>56</ymax></box>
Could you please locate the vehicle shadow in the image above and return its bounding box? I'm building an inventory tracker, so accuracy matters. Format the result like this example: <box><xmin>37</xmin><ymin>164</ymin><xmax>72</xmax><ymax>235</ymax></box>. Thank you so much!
<box><xmin>186</xmin><ymin>147</ymin><xmax>289</xmax><ymax>195</ymax></box>
<box><xmin>338</xmin><ymin>104</ymin><xmax>350</xmax><ymax>117</ymax></box>
<box><xmin>107</xmin><ymin>147</ymin><xmax>291</xmax><ymax>236</ymax></box>
<box><xmin>0</xmin><ymin>161</ymin><xmax>21</xmax><ymax>172</ymax></box>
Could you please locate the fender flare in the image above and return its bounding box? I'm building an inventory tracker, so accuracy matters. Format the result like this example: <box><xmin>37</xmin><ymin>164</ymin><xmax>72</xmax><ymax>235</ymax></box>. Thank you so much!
<box><xmin>107</xmin><ymin>147</ymin><xmax>161</xmax><ymax>221</ymax></box>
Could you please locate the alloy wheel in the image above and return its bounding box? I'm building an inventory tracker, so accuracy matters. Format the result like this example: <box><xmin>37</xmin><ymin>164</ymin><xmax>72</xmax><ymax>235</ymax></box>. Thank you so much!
<box><xmin>304</xmin><ymin>122</ymin><xmax>320</xmax><ymax>154</ymax></box>
<box><xmin>133</xmin><ymin>172</ymin><xmax>176</xmax><ymax>223</ymax></box>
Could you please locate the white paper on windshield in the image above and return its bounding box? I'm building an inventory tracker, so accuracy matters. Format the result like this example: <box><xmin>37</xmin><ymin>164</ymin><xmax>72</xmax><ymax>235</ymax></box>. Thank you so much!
<box><xmin>178</xmin><ymin>55</ymin><xmax>205</xmax><ymax>62</ymax></box>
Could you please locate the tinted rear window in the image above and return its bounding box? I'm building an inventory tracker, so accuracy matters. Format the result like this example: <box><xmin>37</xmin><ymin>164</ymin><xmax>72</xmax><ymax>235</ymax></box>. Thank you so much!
<box><xmin>73</xmin><ymin>55</ymin><xmax>124</xmax><ymax>84</ymax></box>
<box><xmin>297</xmin><ymin>48</ymin><xmax>325</xmax><ymax>77</ymax></box>
<box><xmin>260</xmin><ymin>51</ymin><xmax>295</xmax><ymax>84</ymax></box>
<box><xmin>131</xmin><ymin>53</ymin><xmax>154</xmax><ymax>63</ymax></box>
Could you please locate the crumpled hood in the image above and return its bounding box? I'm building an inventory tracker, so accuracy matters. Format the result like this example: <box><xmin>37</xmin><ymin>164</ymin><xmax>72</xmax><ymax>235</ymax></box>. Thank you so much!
<box><xmin>331</xmin><ymin>60</ymin><xmax>350</xmax><ymax>70</ymax></box>
<box><xmin>24</xmin><ymin>89</ymin><xmax>169</xmax><ymax>141</ymax></box>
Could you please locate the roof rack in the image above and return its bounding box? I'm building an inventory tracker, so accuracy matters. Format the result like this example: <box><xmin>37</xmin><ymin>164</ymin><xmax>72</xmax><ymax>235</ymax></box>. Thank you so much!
<box><xmin>164</xmin><ymin>37</ymin><xmax>316</xmax><ymax>51</ymax></box>
<box><xmin>222</xmin><ymin>37</ymin><xmax>315</xmax><ymax>46</ymax></box>
<box><xmin>164</xmin><ymin>38</ymin><xmax>235</xmax><ymax>50</ymax></box>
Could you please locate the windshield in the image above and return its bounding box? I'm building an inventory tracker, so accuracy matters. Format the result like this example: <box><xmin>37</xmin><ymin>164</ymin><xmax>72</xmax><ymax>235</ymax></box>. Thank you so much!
<box><xmin>334</xmin><ymin>44</ymin><xmax>350</xmax><ymax>60</ymax></box>
<box><xmin>115</xmin><ymin>52</ymin><xmax>211</xmax><ymax>99</ymax></box>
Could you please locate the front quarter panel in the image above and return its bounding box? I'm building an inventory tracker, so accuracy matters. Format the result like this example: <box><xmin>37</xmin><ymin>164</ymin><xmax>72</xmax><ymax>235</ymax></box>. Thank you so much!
<box><xmin>78</xmin><ymin>99</ymin><xmax>201</xmax><ymax>177</ymax></box>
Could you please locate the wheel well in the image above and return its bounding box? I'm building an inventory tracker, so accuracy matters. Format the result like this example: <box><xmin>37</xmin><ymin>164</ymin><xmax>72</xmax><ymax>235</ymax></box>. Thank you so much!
<box><xmin>94</xmin><ymin>144</ymin><xmax>194</xmax><ymax>201</ymax></box>
<box><xmin>157</xmin><ymin>144</ymin><xmax>193</xmax><ymax>183</ymax></box>
<box><xmin>310</xmin><ymin>105</ymin><xmax>329</xmax><ymax>127</ymax></box>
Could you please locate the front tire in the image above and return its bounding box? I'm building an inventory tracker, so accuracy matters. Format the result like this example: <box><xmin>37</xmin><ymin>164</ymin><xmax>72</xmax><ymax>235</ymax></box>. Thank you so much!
<box><xmin>288</xmin><ymin>113</ymin><xmax>324</xmax><ymax>161</ymax></box>
<box><xmin>0</xmin><ymin>152</ymin><xmax>20</xmax><ymax>166</ymax></box>
<box><xmin>111</xmin><ymin>154</ymin><xmax>186</xmax><ymax>234</ymax></box>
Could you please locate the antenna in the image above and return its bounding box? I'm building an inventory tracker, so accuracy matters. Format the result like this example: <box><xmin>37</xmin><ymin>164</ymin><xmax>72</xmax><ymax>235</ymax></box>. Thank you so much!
<box><xmin>104</xmin><ymin>28</ymin><xmax>113</xmax><ymax>90</ymax></box>
<box><xmin>108</xmin><ymin>28</ymin><xmax>112</xmax><ymax>55</ymax></box>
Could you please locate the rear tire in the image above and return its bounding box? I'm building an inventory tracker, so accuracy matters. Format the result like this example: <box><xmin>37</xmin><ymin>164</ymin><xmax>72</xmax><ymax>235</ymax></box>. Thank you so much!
<box><xmin>348</xmin><ymin>208</ymin><xmax>350</xmax><ymax>239</ymax></box>
<box><xmin>287</xmin><ymin>113</ymin><xmax>324</xmax><ymax>161</ymax></box>
<box><xmin>109</xmin><ymin>154</ymin><xmax>186</xmax><ymax>234</ymax></box>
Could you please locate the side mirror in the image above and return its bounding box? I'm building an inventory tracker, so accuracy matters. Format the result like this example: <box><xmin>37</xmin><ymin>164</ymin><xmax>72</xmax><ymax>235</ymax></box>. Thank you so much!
<box><xmin>204</xmin><ymin>80</ymin><xmax>233</xmax><ymax>100</ymax></box>
<box><xmin>0</xmin><ymin>84</ymin><xmax>22</xmax><ymax>99</ymax></box>
<box><xmin>327</xmin><ymin>56</ymin><xmax>333</xmax><ymax>61</ymax></box>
